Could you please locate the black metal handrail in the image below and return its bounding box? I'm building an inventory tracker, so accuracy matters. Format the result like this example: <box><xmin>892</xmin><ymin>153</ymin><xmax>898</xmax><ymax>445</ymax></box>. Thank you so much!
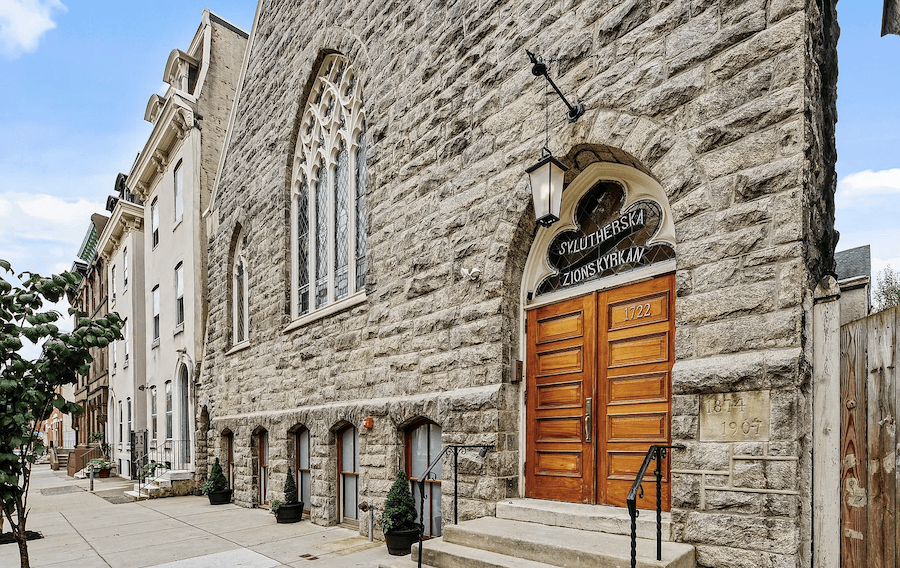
<box><xmin>626</xmin><ymin>444</ymin><xmax>684</xmax><ymax>568</ymax></box>
<box><xmin>414</xmin><ymin>444</ymin><xmax>492</xmax><ymax>568</ymax></box>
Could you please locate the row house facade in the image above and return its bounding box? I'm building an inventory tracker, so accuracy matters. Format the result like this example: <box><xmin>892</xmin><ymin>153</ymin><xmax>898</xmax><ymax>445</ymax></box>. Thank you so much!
<box><xmin>195</xmin><ymin>1</ymin><xmax>841</xmax><ymax>567</ymax></box>
<box><xmin>91</xmin><ymin>10</ymin><xmax>247</xmax><ymax>480</ymax></box>
<box><xmin>66</xmin><ymin>213</ymin><xmax>110</xmax><ymax>447</ymax></box>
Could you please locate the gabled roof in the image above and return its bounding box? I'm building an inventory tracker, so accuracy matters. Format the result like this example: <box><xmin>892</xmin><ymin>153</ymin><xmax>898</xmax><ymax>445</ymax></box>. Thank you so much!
<box><xmin>835</xmin><ymin>245</ymin><xmax>871</xmax><ymax>282</ymax></box>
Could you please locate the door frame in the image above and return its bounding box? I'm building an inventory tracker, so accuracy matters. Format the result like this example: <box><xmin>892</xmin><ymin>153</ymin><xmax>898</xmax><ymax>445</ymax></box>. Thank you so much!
<box><xmin>517</xmin><ymin>162</ymin><xmax>677</xmax><ymax>501</ymax></box>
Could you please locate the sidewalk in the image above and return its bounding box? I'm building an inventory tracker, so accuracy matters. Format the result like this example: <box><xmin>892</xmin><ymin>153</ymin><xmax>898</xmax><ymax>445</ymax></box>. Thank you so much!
<box><xmin>1</xmin><ymin>464</ymin><xmax>397</xmax><ymax>568</ymax></box>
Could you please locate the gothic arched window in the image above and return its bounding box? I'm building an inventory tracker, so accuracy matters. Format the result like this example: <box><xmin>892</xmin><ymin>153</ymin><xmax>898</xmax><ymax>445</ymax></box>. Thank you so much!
<box><xmin>291</xmin><ymin>54</ymin><xmax>367</xmax><ymax>320</ymax></box>
<box><xmin>232</xmin><ymin>228</ymin><xmax>249</xmax><ymax>344</ymax></box>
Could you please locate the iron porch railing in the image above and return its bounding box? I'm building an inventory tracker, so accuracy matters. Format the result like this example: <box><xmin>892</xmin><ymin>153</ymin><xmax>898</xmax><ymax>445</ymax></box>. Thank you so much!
<box><xmin>626</xmin><ymin>444</ymin><xmax>684</xmax><ymax>568</ymax></box>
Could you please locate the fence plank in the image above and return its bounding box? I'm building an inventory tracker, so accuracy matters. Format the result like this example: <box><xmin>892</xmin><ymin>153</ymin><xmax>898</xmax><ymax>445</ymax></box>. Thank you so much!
<box><xmin>894</xmin><ymin>310</ymin><xmax>900</xmax><ymax>568</ymax></box>
<box><xmin>841</xmin><ymin>320</ymin><xmax>868</xmax><ymax>567</ymax></box>
<box><xmin>867</xmin><ymin>311</ymin><xmax>896</xmax><ymax>568</ymax></box>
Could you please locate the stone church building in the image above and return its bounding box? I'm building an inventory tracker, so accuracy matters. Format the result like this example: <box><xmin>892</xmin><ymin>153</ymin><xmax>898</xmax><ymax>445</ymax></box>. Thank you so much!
<box><xmin>198</xmin><ymin>1</ymin><xmax>839</xmax><ymax>566</ymax></box>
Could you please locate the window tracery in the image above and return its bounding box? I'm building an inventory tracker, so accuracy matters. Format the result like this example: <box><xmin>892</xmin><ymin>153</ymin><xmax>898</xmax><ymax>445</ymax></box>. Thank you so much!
<box><xmin>291</xmin><ymin>54</ymin><xmax>367</xmax><ymax>320</ymax></box>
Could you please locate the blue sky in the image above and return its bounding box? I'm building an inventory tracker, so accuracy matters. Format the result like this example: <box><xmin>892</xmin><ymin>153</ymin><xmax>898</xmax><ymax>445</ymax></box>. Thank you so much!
<box><xmin>0</xmin><ymin>1</ymin><xmax>897</xmax><ymax>300</ymax></box>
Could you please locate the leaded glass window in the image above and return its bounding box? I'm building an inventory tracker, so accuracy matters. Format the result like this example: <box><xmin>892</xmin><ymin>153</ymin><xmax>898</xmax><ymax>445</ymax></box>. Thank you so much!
<box><xmin>291</xmin><ymin>54</ymin><xmax>367</xmax><ymax>320</ymax></box>
<box><xmin>315</xmin><ymin>162</ymin><xmax>328</xmax><ymax>309</ymax></box>
<box><xmin>296</xmin><ymin>180</ymin><xmax>309</xmax><ymax>315</ymax></box>
<box><xmin>334</xmin><ymin>144</ymin><xmax>350</xmax><ymax>300</ymax></box>
<box><xmin>355</xmin><ymin>131</ymin><xmax>367</xmax><ymax>292</ymax></box>
<box><xmin>233</xmin><ymin>229</ymin><xmax>248</xmax><ymax>344</ymax></box>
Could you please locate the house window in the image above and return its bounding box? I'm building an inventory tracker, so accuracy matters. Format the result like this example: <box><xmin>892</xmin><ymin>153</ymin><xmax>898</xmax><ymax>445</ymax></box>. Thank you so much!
<box><xmin>151</xmin><ymin>198</ymin><xmax>159</xmax><ymax>248</ymax></box>
<box><xmin>150</xmin><ymin>389</ymin><xmax>157</xmax><ymax>441</ymax></box>
<box><xmin>407</xmin><ymin>421</ymin><xmax>443</xmax><ymax>537</ymax></box>
<box><xmin>123</xmin><ymin>248</ymin><xmax>128</xmax><ymax>288</ymax></box>
<box><xmin>291</xmin><ymin>54</ymin><xmax>367</xmax><ymax>319</ymax></box>
<box><xmin>295</xmin><ymin>428</ymin><xmax>311</xmax><ymax>513</ymax></box>
<box><xmin>233</xmin><ymin>230</ymin><xmax>248</xmax><ymax>344</ymax></box>
<box><xmin>174</xmin><ymin>161</ymin><xmax>183</xmax><ymax>222</ymax></box>
<box><xmin>338</xmin><ymin>425</ymin><xmax>358</xmax><ymax>521</ymax></box>
<box><xmin>258</xmin><ymin>430</ymin><xmax>269</xmax><ymax>505</ymax></box>
<box><xmin>118</xmin><ymin>400</ymin><xmax>123</xmax><ymax>445</ymax></box>
<box><xmin>111</xmin><ymin>337</ymin><xmax>117</xmax><ymax>371</ymax></box>
<box><xmin>126</xmin><ymin>398</ymin><xmax>132</xmax><ymax>440</ymax></box>
<box><xmin>111</xmin><ymin>265</ymin><xmax>116</xmax><ymax>301</ymax></box>
<box><xmin>152</xmin><ymin>285</ymin><xmax>160</xmax><ymax>341</ymax></box>
<box><xmin>165</xmin><ymin>381</ymin><xmax>172</xmax><ymax>440</ymax></box>
<box><xmin>175</xmin><ymin>263</ymin><xmax>184</xmax><ymax>325</ymax></box>
<box><xmin>124</xmin><ymin>319</ymin><xmax>129</xmax><ymax>364</ymax></box>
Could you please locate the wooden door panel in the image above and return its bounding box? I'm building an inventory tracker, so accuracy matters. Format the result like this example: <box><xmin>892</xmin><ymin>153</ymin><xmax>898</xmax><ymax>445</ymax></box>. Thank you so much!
<box><xmin>526</xmin><ymin>294</ymin><xmax>595</xmax><ymax>504</ymax></box>
<box><xmin>608</xmin><ymin>372</ymin><xmax>668</xmax><ymax>405</ymax></box>
<box><xmin>608</xmin><ymin>292</ymin><xmax>670</xmax><ymax>332</ymax></box>
<box><xmin>607</xmin><ymin>412</ymin><xmax>668</xmax><ymax>442</ymax></box>
<box><xmin>536</xmin><ymin>311</ymin><xmax>584</xmax><ymax>344</ymax></box>
<box><xmin>608</xmin><ymin>332</ymin><xmax>669</xmax><ymax>368</ymax></box>
<box><xmin>535</xmin><ymin>416</ymin><xmax>583</xmax><ymax>442</ymax></box>
<box><xmin>597</xmin><ymin>275</ymin><xmax>674</xmax><ymax>511</ymax></box>
<box><xmin>536</xmin><ymin>381</ymin><xmax>583</xmax><ymax>409</ymax></box>
<box><xmin>536</xmin><ymin>346</ymin><xmax>584</xmax><ymax>375</ymax></box>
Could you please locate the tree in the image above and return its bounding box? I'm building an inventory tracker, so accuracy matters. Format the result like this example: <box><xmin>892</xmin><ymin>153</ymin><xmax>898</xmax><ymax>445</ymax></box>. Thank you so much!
<box><xmin>874</xmin><ymin>264</ymin><xmax>900</xmax><ymax>312</ymax></box>
<box><xmin>0</xmin><ymin>260</ymin><xmax>124</xmax><ymax>568</ymax></box>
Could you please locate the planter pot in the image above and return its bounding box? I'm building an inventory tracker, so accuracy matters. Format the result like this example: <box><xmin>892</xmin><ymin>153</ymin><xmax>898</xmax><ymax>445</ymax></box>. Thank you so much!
<box><xmin>206</xmin><ymin>489</ymin><xmax>233</xmax><ymax>505</ymax></box>
<box><xmin>97</xmin><ymin>468</ymin><xmax>111</xmax><ymax>478</ymax></box>
<box><xmin>384</xmin><ymin>527</ymin><xmax>421</xmax><ymax>556</ymax></box>
<box><xmin>274</xmin><ymin>502</ymin><xmax>304</xmax><ymax>523</ymax></box>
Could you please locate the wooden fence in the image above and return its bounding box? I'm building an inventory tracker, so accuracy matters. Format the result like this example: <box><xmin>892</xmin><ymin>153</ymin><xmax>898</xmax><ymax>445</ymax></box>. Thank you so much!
<box><xmin>841</xmin><ymin>306</ymin><xmax>899</xmax><ymax>567</ymax></box>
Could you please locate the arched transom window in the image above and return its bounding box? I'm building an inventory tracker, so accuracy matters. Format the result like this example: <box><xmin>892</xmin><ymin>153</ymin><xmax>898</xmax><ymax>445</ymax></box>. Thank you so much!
<box><xmin>291</xmin><ymin>53</ymin><xmax>367</xmax><ymax>319</ymax></box>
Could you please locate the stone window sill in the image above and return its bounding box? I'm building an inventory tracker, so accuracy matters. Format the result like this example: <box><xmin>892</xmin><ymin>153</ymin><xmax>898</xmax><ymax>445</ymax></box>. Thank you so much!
<box><xmin>174</xmin><ymin>323</ymin><xmax>184</xmax><ymax>336</ymax></box>
<box><xmin>283</xmin><ymin>291</ymin><xmax>366</xmax><ymax>333</ymax></box>
<box><xmin>173</xmin><ymin>218</ymin><xmax>183</xmax><ymax>232</ymax></box>
<box><xmin>151</xmin><ymin>338</ymin><xmax>160</xmax><ymax>349</ymax></box>
<box><xmin>226</xmin><ymin>340</ymin><xmax>251</xmax><ymax>356</ymax></box>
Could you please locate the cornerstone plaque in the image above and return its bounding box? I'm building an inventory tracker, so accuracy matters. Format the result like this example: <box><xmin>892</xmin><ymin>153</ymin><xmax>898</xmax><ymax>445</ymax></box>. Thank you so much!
<box><xmin>699</xmin><ymin>390</ymin><xmax>771</xmax><ymax>442</ymax></box>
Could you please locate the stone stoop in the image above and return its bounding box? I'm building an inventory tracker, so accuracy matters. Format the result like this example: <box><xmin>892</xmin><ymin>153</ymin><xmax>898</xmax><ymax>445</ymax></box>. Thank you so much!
<box><xmin>496</xmin><ymin>498</ymin><xmax>674</xmax><ymax>541</ymax></box>
<box><xmin>378</xmin><ymin>500</ymin><xmax>695</xmax><ymax>568</ymax></box>
<box><xmin>125</xmin><ymin>470</ymin><xmax>194</xmax><ymax>500</ymax></box>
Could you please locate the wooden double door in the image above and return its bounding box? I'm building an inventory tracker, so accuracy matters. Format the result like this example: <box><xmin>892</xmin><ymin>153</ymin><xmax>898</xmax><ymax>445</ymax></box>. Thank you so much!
<box><xmin>525</xmin><ymin>275</ymin><xmax>674</xmax><ymax>509</ymax></box>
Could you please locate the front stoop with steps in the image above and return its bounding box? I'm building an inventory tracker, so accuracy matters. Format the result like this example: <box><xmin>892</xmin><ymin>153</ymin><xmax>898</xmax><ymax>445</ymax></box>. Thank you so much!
<box><xmin>124</xmin><ymin>470</ymin><xmax>194</xmax><ymax>500</ymax></box>
<box><xmin>379</xmin><ymin>498</ymin><xmax>695</xmax><ymax>568</ymax></box>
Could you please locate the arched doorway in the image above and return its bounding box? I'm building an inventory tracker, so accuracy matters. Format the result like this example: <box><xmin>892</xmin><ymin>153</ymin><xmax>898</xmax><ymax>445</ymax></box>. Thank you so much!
<box><xmin>521</xmin><ymin>157</ymin><xmax>676</xmax><ymax>510</ymax></box>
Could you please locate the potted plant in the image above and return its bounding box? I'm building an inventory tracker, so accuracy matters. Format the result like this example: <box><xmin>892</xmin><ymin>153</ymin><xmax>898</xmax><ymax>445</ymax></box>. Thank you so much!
<box><xmin>199</xmin><ymin>457</ymin><xmax>232</xmax><ymax>505</ymax></box>
<box><xmin>87</xmin><ymin>458</ymin><xmax>114</xmax><ymax>478</ymax></box>
<box><xmin>381</xmin><ymin>470</ymin><xmax>421</xmax><ymax>556</ymax></box>
<box><xmin>271</xmin><ymin>467</ymin><xmax>304</xmax><ymax>523</ymax></box>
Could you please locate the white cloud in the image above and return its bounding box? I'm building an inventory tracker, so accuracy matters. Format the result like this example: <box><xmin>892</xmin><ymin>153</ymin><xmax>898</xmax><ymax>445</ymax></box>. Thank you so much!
<box><xmin>0</xmin><ymin>0</ymin><xmax>66</xmax><ymax>58</ymax></box>
<box><xmin>0</xmin><ymin>191</ymin><xmax>104</xmax><ymax>276</ymax></box>
<box><xmin>837</xmin><ymin>168</ymin><xmax>900</xmax><ymax>202</ymax></box>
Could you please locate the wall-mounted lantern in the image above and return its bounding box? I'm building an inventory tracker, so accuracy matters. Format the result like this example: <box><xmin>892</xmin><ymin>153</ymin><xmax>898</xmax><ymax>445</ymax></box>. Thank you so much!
<box><xmin>526</xmin><ymin>147</ymin><xmax>568</xmax><ymax>227</ymax></box>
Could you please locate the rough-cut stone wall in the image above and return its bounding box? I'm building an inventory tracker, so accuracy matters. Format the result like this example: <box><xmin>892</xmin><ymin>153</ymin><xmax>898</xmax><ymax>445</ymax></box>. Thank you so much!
<box><xmin>200</xmin><ymin>1</ymin><xmax>838</xmax><ymax>565</ymax></box>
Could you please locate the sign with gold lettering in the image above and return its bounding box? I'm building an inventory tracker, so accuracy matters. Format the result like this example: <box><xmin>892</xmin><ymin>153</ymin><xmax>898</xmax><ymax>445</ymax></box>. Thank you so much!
<box><xmin>536</xmin><ymin>181</ymin><xmax>675</xmax><ymax>296</ymax></box>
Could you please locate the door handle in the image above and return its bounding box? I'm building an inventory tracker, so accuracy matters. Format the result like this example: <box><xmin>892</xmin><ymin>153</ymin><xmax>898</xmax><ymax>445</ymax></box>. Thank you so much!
<box><xmin>585</xmin><ymin>398</ymin><xmax>592</xmax><ymax>441</ymax></box>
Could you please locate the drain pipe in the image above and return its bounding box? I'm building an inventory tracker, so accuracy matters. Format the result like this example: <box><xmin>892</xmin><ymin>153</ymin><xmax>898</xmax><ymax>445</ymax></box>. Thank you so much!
<box><xmin>359</xmin><ymin>502</ymin><xmax>374</xmax><ymax>542</ymax></box>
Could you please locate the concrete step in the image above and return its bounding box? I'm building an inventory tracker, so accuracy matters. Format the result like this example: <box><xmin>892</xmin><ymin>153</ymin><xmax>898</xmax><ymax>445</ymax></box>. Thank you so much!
<box><xmin>496</xmin><ymin>498</ymin><xmax>674</xmax><ymax>541</ymax></box>
<box><xmin>123</xmin><ymin>490</ymin><xmax>149</xmax><ymax>501</ymax></box>
<box><xmin>413</xmin><ymin>540</ymin><xmax>560</xmax><ymax>568</ymax></box>
<box><xmin>429</xmin><ymin>517</ymin><xmax>694</xmax><ymax>568</ymax></box>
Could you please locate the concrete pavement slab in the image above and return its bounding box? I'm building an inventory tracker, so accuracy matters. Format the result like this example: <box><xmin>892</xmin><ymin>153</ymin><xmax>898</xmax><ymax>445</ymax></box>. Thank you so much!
<box><xmin>219</xmin><ymin>519</ymin><xmax>328</xmax><ymax>547</ymax></box>
<box><xmin>148</xmin><ymin>548</ymin><xmax>283</xmax><ymax>568</ymax></box>
<box><xmin>88</xmin><ymin>524</ymin><xmax>213</xmax><ymax>555</ymax></box>
<box><xmin>3</xmin><ymin>466</ymin><xmax>397</xmax><ymax>568</ymax></box>
<box><xmin>102</xmin><ymin>534</ymin><xmax>242</xmax><ymax>568</ymax></box>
